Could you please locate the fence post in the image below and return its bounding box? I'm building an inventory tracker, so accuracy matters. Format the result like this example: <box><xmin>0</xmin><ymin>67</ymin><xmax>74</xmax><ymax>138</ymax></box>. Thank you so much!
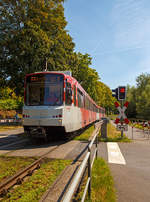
<box><xmin>132</xmin><ymin>126</ymin><xmax>133</xmax><ymax>140</ymax></box>
<box><xmin>101</xmin><ymin>119</ymin><xmax>107</xmax><ymax>138</ymax></box>
<box><xmin>96</xmin><ymin>134</ymin><xmax>98</xmax><ymax>159</ymax></box>
<box><xmin>88</xmin><ymin>146</ymin><xmax>91</xmax><ymax>199</ymax></box>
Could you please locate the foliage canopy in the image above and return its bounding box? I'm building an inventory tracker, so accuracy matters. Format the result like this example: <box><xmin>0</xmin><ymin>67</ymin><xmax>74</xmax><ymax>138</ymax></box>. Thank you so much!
<box><xmin>0</xmin><ymin>0</ymin><xmax>114</xmax><ymax>111</ymax></box>
<box><xmin>127</xmin><ymin>73</ymin><xmax>150</xmax><ymax>119</ymax></box>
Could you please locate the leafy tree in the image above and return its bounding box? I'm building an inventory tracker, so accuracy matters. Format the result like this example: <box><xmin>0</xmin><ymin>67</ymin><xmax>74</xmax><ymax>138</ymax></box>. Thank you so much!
<box><xmin>96</xmin><ymin>82</ymin><xmax>115</xmax><ymax>113</ymax></box>
<box><xmin>126</xmin><ymin>85</ymin><xmax>137</xmax><ymax>118</ymax></box>
<box><xmin>73</xmin><ymin>53</ymin><xmax>100</xmax><ymax>101</ymax></box>
<box><xmin>126</xmin><ymin>73</ymin><xmax>150</xmax><ymax>119</ymax></box>
<box><xmin>71</xmin><ymin>53</ymin><xmax>114</xmax><ymax>111</ymax></box>
<box><xmin>0</xmin><ymin>0</ymin><xmax>75</xmax><ymax>95</ymax></box>
<box><xmin>0</xmin><ymin>0</ymin><xmax>114</xmax><ymax>112</ymax></box>
<box><xmin>135</xmin><ymin>73</ymin><xmax>150</xmax><ymax>119</ymax></box>
<box><xmin>0</xmin><ymin>87</ymin><xmax>23</xmax><ymax>110</ymax></box>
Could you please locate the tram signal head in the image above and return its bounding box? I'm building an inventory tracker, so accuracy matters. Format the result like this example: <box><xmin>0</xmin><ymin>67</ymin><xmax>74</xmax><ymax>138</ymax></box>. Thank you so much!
<box><xmin>112</xmin><ymin>88</ymin><xmax>118</xmax><ymax>100</ymax></box>
<box><xmin>118</xmin><ymin>86</ymin><xmax>126</xmax><ymax>100</ymax></box>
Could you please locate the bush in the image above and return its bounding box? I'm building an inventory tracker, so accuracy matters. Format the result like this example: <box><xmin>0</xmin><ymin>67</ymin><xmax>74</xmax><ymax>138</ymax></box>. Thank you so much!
<box><xmin>0</xmin><ymin>87</ymin><xmax>24</xmax><ymax>111</ymax></box>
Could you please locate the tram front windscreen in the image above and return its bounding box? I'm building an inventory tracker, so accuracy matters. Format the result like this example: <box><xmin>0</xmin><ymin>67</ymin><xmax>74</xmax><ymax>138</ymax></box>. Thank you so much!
<box><xmin>25</xmin><ymin>74</ymin><xmax>64</xmax><ymax>106</ymax></box>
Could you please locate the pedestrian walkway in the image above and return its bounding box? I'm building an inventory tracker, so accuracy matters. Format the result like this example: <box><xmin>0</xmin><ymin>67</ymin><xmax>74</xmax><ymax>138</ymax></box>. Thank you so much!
<box><xmin>125</xmin><ymin>124</ymin><xmax>150</xmax><ymax>142</ymax></box>
<box><xmin>98</xmin><ymin>121</ymin><xmax>150</xmax><ymax>202</ymax></box>
<box><xmin>111</xmin><ymin>120</ymin><xmax>150</xmax><ymax>142</ymax></box>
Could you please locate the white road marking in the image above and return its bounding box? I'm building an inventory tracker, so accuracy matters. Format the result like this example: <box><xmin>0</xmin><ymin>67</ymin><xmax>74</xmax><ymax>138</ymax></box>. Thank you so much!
<box><xmin>107</xmin><ymin>142</ymin><xmax>126</xmax><ymax>165</ymax></box>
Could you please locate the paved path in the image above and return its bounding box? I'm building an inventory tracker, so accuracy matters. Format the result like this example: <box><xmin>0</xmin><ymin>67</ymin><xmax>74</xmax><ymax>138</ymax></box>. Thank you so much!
<box><xmin>98</xmin><ymin>123</ymin><xmax>150</xmax><ymax>202</ymax></box>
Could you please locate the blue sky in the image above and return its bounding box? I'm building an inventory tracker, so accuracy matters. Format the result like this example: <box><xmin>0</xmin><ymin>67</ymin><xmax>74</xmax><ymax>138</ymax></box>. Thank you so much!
<box><xmin>64</xmin><ymin>0</ymin><xmax>150</xmax><ymax>89</ymax></box>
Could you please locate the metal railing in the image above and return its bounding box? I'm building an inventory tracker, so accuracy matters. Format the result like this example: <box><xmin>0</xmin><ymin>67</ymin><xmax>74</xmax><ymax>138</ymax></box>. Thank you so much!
<box><xmin>63</xmin><ymin>121</ymin><xmax>103</xmax><ymax>202</ymax></box>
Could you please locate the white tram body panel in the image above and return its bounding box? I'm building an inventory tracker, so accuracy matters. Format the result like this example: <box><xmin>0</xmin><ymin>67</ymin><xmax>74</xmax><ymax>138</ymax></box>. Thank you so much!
<box><xmin>63</xmin><ymin>105</ymin><xmax>82</xmax><ymax>132</ymax></box>
<box><xmin>23</xmin><ymin>106</ymin><xmax>63</xmax><ymax>127</ymax></box>
<box><xmin>23</xmin><ymin>105</ymin><xmax>82</xmax><ymax>133</ymax></box>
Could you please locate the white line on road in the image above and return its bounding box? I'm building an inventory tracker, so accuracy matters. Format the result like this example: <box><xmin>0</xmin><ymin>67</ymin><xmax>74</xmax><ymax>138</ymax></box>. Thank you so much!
<box><xmin>107</xmin><ymin>142</ymin><xmax>126</xmax><ymax>165</ymax></box>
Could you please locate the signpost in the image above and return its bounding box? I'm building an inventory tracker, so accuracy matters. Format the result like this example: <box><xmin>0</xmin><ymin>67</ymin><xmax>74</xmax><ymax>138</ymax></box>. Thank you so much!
<box><xmin>114</xmin><ymin>101</ymin><xmax>129</xmax><ymax>137</ymax></box>
<box><xmin>112</xmin><ymin>86</ymin><xmax>129</xmax><ymax>138</ymax></box>
<box><xmin>116</xmin><ymin>124</ymin><xmax>128</xmax><ymax>131</ymax></box>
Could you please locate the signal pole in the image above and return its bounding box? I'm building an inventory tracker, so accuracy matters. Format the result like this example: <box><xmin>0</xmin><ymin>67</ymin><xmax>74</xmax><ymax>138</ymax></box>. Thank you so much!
<box><xmin>121</xmin><ymin>100</ymin><xmax>124</xmax><ymax>138</ymax></box>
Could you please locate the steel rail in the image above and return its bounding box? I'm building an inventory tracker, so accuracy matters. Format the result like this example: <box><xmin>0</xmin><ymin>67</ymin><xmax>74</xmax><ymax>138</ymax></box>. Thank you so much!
<box><xmin>0</xmin><ymin>143</ymin><xmax>60</xmax><ymax>196</ymax></box>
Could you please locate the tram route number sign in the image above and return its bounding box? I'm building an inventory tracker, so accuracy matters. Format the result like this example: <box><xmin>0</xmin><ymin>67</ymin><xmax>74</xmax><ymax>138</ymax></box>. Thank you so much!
<box><xmin>116</xmin><ymin>124</ymin><xmax>128</xmax><ymax>131</ymax></box>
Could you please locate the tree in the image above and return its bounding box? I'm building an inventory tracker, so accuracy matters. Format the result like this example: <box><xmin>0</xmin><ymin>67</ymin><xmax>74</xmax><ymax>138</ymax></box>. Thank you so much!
<box><xmin>73</xmin><ymin>53</ymin><xmax>100</xmax><ymax>101</ymax></box>
<box><xmin>126</xmin><ymin>85</ymin><xmax>137</xmax><ymax>118</ymax></box>
<box><xmin>95</xmin><ymin>82</ymin><xmax>115</xmax><ymax>113</ymax></box>
<box><xmin>0</xmin><ymin>0</ymin><xmax>114</xmax><ymax>113</ymax></box>
<box><xmin>126</xmin><ymin>73</ymin><xmax>150</xmax><ymax>119</ymax></box>
<box><xmin>0</xmin><ymin>87</ymin><xmax>23</xmax><ymax>110</ymax></box>
<box><xmin>0</xmin><ymin>0</ymin><xmax>75</xmax><ymax>95</ymax></box>
<box><xmin>135</xmin><ymin>74</ymin><xmax>150</xmax><ymax>119</ymax></box>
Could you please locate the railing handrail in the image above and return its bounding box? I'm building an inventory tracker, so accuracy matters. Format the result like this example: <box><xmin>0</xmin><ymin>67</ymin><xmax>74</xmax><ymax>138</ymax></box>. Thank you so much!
<box><xmin>62</xmin><ymin>121</ymin><xmax>103</xmax><ymax>202</ymax></box>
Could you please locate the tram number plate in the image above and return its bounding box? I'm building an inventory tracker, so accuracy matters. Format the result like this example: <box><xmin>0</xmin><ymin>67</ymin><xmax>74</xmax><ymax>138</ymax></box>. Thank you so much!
<box><xmin>116</xmin><ymin>124</ymin><xmax>128</xmax><ymax>131</ymax></box>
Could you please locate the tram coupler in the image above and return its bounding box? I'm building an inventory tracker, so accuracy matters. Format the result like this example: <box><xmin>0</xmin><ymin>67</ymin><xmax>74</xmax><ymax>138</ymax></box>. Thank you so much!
<box><xmin>30</xmin><ymin>127</ymin><xmax>47</xmax><ymax>140</ymax></box>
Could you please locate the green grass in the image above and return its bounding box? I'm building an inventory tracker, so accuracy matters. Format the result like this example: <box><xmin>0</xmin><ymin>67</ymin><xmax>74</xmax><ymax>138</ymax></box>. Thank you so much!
<box><xmin>0</xmin><ymin>156</ymin><xmax>37</xmax><ymax>181</ymax></box>
<box><xmin>77</xmin><ymin>158</ymin><xmax>116</xmax><ymax>202</ymax></box>
<box><xmin>1</xmin><ymin>159</ymin><xmax>71</xmax><ymax>202</ymax></box>
<box><xmin>107</xmin><ymin>114</ymin><xmax>117</xmax><ymax>120</ymax></box>
<box><xmin>99</xmin><ymin>123</ymin><xmax>131</xmax><ymax>142</ymax></box>
<box><xmin>0</xmin><ymin>125</ymin><xmax>22</xmax><ymax>131</ymax></box>
<box><xmin>73</xmin><ymin>125</ymin><xmax>95</xmax><ymax>141</ymax></box>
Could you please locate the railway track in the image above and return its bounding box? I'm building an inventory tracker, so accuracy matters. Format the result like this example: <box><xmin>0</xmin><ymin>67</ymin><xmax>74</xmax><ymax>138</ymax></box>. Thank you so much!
<box><xmin>0</xmin><ymin>123</ymin><xmax>99</xmax><ymax>197</ymax></box>
<box><xmin>0</xmin><ymin>142</ymin><xmax>63</xmax><ymax>196</ymax></box>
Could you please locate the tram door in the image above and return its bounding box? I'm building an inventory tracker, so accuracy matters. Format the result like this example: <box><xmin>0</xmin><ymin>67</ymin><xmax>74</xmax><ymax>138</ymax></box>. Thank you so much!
<box><xmin>65</xmin><ymin>81</ymin><xmax>73</xmax><ymax>131</ymax></box>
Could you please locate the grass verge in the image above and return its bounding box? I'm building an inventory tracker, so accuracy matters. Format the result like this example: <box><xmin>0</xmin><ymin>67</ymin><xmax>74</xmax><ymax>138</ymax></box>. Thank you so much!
<box><xmin>0</xmin><ymin>156</ymin><xmax>37</xmax><ymax>181</ymax></box>
<box><xmin>107</xmin><ymin>114</ymin><xmax>117</xmax><ymax>120</ymax></box>
<box><xmin>1</xmin><ymin>159</ymin><xmax>71</xmax><ymax>202</ymax></box>
<box><xmin>73</xmin><ymin>125</ymin><xmax>95</xmax><ymax>141</ymax></box>
<box><xmin>99</xmin><ymin>123</ymin><xmax>131</xmax><ymax>142</ymax></box>
<box><xmin>76</xmin><ymin>158</ymin><xmax>116</xmax><ymax>202</ymax></box>
<box><xmin>0</xmin><ymin>125</ymin><xmax>22</xmax><ymax>132</ymax></box>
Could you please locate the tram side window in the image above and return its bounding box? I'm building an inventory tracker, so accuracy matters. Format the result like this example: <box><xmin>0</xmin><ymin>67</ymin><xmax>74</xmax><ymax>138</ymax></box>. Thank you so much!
<box><xmin>66</xmin><ymin>82</ymin><xmax>72</xmax><ymax>105</ymax></box>
<box><xmin>74</xmin><ymin>85</ymin><xmax>76</xmax><ymax>106</ymax></box>
<box><xmin>77</xmin><ymin>88</ymin><xmax>84</xmax><ymax>108</ymax></box>
<box><xmin>85</xmin><ymin>96</ymin><xmax>88</xmax><ymax>109</ymax></box>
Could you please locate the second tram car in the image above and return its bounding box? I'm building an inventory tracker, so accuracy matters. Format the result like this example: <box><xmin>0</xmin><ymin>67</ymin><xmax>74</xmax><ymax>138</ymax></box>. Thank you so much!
<box><xmin>23</xmin><ymin>71</ymin><xmax>105</xmax><ymax>138</ymax></box>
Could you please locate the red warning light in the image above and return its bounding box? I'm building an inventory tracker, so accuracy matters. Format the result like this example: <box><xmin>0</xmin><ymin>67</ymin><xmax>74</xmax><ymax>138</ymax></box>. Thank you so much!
<box><xmin>120</xmin><ymin>88</ymin><xmax>125</xmax><ymax>93</ymax></box>
<box><xmin>118</xmin><ymin>86</ymin><xmax>126</xmax><ymax>100</ymax></box>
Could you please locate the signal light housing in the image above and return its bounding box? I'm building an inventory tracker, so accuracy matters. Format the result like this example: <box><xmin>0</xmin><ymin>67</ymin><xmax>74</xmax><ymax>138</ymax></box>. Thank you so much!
<box><xmin>118</xmin><ymin>86</ymin><xmax>126</xmax><ymax>100</ymax></box>
<box><xmin>112</xmin><ymin>88</ymin><xmax>118</xmax><ymax>100</ymax></box>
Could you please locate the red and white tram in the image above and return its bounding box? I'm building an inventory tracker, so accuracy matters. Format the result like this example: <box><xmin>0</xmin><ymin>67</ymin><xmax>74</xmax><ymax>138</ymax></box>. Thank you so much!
<box><xmin>23</xmin><ymin>71</ymin><xmax>105</xmax><ymax>138</ymax></box>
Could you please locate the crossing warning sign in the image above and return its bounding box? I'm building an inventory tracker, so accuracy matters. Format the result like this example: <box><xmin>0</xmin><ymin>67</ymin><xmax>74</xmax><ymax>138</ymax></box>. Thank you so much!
<box><xmin>115</xmin><ymin>101</ymin><xmax>129</xmax><ymax>125</ymax></box>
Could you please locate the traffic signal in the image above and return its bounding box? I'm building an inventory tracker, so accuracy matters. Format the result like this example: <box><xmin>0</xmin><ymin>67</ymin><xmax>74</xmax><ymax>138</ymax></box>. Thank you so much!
<box><xmin>112</xmin><ymin>88</ymin><xmax>118</xmax><ymax>100</ymax></box>
<box><xmin>118</xmin><ymin>86</ymin><xmax>126</xmax><ymax>100</ymax></box>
